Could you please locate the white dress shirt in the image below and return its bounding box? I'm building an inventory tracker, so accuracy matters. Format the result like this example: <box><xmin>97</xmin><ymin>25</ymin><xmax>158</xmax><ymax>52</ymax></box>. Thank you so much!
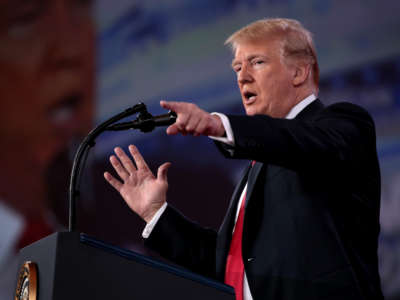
<box><xmin>143</xmin><ymin>94</ymin><xmax>317</xmax><ymax>299</ymax></box>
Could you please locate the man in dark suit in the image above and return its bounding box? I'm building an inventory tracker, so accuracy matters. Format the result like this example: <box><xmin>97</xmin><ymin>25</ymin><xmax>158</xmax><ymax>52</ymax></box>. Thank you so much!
<box><xmin>104</xmin><ymin>18</ymin><xmax>384</xmax><ymax>299</ymax></box>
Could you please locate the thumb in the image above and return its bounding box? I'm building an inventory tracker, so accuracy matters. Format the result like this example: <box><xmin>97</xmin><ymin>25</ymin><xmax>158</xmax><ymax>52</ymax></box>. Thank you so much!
<box><xmin>157</xmin><ymin>162</ymin><xmax>171</xmax><ymax>181</ymax></box>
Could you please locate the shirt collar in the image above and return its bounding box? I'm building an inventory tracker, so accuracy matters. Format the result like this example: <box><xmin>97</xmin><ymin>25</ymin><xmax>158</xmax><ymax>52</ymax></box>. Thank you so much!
<box><xmin>285</xmin><ymin>94</ymin><xmax>317</xmax><ymax>120</ymax></box>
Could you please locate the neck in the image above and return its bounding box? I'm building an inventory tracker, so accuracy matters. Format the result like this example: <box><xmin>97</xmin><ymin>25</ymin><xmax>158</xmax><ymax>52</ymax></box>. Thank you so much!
<box><xmin>294</xmin><ymin>84</ymin><xmax>317</xmax><ymax>105</ymax></box>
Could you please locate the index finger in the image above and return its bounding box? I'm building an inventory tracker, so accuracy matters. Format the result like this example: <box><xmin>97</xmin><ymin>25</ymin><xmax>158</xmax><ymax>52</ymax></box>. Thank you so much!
<box><xmin>128</xmin><ymin>144</ymin><xmax>150</xmax><ymax>171</ymax></box>
<box><xmin>160</xmin><ymin>100</ymin><xmax>187</xmax><ymax>113</ymax></box>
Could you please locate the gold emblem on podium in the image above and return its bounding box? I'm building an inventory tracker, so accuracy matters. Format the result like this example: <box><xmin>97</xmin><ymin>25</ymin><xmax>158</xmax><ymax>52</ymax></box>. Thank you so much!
<box><xmin>15</xmin><ymin>261</ymin><xmax>37</xmax><ymax>300</ymax></box>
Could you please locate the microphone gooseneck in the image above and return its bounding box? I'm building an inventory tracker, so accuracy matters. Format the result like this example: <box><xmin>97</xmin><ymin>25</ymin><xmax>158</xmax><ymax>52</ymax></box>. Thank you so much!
<box><xmin>68</xmin><ymin>103</ymin><xmax>174</xmax><ymax>232</ymax></box>
<box><xmin>106</xmin><ymin>110</ymin><xmax>177</xmax><ymax>132</ymax></box>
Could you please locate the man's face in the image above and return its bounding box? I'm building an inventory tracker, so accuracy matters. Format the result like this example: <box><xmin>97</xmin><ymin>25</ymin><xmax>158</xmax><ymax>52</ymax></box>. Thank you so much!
<box><xmin>0</xmin><ymin>0</ymin><xmax>95</xmax><ymax>169</ymax></box>
<box><xmin>232</xmin><ymin>37</ymin><xmax>297</xmax><ymax>118</ymax></box>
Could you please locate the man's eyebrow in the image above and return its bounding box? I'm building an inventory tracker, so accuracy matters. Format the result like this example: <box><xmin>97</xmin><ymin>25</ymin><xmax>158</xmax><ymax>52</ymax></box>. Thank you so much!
<box><xmin>231</xmin><ymin>54</ymin><xmax>268</xmax><ymax>68</ymax></box>
<box><xmin>247</xmin><ymin>54</ymin><xmax>268</xmax><ymax>61</ymax></box>
<box><xmin>0</xmin><ymin>0</ymin><xmax>43</xmax><ymax>13</ymax></box>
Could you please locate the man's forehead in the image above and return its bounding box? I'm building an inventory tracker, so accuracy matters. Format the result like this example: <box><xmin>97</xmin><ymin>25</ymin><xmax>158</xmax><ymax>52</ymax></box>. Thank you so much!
<box><xmin>0</xmin><ymin>0</ymin><xmax>33</xmax><ymax>6</ymax></box>
<box><xmin>0</xmin><ymin>0</ymin><xmax>41</xmax><ymax>11</ymax></box>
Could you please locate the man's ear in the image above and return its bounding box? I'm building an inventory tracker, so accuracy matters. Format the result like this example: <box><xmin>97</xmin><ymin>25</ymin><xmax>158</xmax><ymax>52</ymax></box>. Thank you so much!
<box><xmin>292</xmin><ymin>63</ymin><xmax>311</xmax><ymax>86</ymax></box>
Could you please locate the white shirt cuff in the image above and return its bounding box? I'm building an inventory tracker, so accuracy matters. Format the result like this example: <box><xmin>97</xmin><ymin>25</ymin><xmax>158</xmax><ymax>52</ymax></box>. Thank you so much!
<box><xmin>142</xmin><ymin>202</ymin><xmax>168</xmax><ymax>239</ymax></box>
<box><xmin>209</xmin><ymin>113</ymin><xmax>235</xmax><ymax>146</ymax></box>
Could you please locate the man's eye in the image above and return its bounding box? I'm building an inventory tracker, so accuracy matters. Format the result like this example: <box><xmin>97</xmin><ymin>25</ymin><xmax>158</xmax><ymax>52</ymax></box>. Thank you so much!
<box><xmin>7</xmin><ymin>11</ymin><xmax>41</xmax><ymax>38</ymax></box>
<box><xmin>5</xmin><ymin>1</ymin><xmax>45</xmax><ymax>38</ymax></box>
<box><xmin>10</xmin><ymin>12</ymin><xmax>39</xmax><ymax>26</ymax></box>
<box><xmin>233</xmin><ymin>66</ymin><xmax>241</xmax><ymax>73</ymax></box>
<box><xmin>74</xmin><ymin>0</ymin><xmax>94</xmax><ymax>8</ymax></box>
<box><xmin>71</xmin><ymin>0</ymin><xmax>94</xmax><ymax>20</ymax></box>
<box><xmin>253</xmin><ymin>60</ymin><xmax>264</xmax><ymax>66</ymax></box>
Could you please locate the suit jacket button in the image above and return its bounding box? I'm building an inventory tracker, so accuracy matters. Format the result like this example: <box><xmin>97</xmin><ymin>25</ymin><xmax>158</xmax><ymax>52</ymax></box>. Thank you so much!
<box><xmin>247</xmin><ymin>257</ymin><xmax>254</xmax><ymax>262</ymax></box>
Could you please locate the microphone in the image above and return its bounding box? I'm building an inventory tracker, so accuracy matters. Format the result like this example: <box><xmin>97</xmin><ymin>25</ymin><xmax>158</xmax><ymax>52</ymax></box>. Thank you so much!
<box><xmin>107</xmin><ymin>110</ymin><xmax>177</xmax><ymax>132</ymax></box>
<box><xmin>151</xmin><ymin>111</ymin><xmax>178</xmax><ymax>126</ymax></box>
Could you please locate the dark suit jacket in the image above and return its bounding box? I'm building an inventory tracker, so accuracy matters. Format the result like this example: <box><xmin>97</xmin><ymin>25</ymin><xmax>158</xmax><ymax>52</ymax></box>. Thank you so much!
<box><xmin>145</xmin><ymin>100</ymin><xmax>384</xmax><ymax>300</ymax></box>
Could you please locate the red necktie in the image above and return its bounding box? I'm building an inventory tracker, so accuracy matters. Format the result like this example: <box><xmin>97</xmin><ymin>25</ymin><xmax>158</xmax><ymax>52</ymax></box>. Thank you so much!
<box><xmin>225</xmin><ymin>161</ymin><xmax>255</xmax><ymax>300</ymax></box>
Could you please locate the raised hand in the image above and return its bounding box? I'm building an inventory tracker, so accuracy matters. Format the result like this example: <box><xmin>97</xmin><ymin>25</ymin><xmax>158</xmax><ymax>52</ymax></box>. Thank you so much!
<box><xmin>160</xmin><ymin>101</ymin><xmax>225</xmax><ymax>137</ymax></box>
<box><xmin>103</xmin><ymin>145</ymin><xmax>171</xmax><ymax>223</ymax></box>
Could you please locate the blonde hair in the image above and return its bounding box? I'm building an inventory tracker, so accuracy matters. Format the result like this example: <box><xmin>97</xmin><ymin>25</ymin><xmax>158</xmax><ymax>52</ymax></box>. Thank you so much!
<box><xmin>225</xmin><ymin>18</ymin><xmax>319</xmax><ymax>86</ymax></box>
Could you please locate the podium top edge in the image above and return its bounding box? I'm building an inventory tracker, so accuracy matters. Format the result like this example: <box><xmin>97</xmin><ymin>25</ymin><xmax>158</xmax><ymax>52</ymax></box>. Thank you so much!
<box><xmin>79</xmin><ymin>233</ymin><xmax>235</xmax><ymax>295</ymax></box>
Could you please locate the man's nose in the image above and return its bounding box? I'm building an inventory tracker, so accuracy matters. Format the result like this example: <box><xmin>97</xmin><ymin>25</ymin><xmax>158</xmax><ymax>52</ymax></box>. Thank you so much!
<box><xmin>45</xmin><ymin>2</ymin><xmax>92</xmax><ymax>70</ymax></box>
<box><xmin>237</xmin><ymin>65</ymin><xmax>253</xmax><ymax>84</ymax></box>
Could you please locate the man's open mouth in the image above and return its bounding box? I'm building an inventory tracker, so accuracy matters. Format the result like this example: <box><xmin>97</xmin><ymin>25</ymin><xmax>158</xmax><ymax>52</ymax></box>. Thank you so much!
<box><xmin>48</xmin><ymin>93</ymin><xmax>83</xmax><ymax>126</ymax></box>
<box><xmin>244</xmin><ymin>91</ymin><xmax>257</xmax><ymax>102</ymax></box>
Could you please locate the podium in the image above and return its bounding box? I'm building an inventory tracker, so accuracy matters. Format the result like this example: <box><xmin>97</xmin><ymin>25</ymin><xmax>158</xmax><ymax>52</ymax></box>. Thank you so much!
<box><xmin>15</xmin><ymin>232</ymin><xmax>235</xmax><ymax>299</ymax></box>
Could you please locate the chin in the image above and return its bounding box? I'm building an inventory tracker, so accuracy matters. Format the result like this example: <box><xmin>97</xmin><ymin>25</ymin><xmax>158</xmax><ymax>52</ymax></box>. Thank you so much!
<box><xmin>34</xmin><ymin>137</ymin><xmax>71</xmax><ymax>170</ymax></box>
<box><xmin>245</xmin><ymin>107</ymin><xmax>258</xmax><ymax>116</ymax></box>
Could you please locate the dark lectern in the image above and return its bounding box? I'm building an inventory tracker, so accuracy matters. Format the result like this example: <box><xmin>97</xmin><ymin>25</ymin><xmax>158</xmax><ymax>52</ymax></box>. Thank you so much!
<box><xmin>16</xmin><ymin>232</ymin><xmax>235</xmax><ymax>299</ymax></box>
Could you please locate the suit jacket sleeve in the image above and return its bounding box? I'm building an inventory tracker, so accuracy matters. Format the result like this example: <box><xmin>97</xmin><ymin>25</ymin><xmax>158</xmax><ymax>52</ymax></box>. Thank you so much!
<box><xmin>216</xmin><ymin>102</ymin><xmax>377</xmax><ymax>182</ymax></box>
<box><xmin>144</xmin><ymin>205</ymin><xmax>218</xmax><ymax>278</ymax></box>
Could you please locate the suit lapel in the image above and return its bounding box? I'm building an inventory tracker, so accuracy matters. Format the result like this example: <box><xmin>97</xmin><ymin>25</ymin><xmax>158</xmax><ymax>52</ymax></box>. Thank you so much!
<box><xmin>219</xmin><ymin>163</ymin><xmax>251</xmax><ymax>236</ymax></box>
<box><xmin>216</xmin><ymin>163</ymin><xmax>252</xmax><ymax>278</ymax></box>
<box><xmin>245</xmin><ymin>161</ymin><xmax>263</xmax><ymax>209</ymax></box>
